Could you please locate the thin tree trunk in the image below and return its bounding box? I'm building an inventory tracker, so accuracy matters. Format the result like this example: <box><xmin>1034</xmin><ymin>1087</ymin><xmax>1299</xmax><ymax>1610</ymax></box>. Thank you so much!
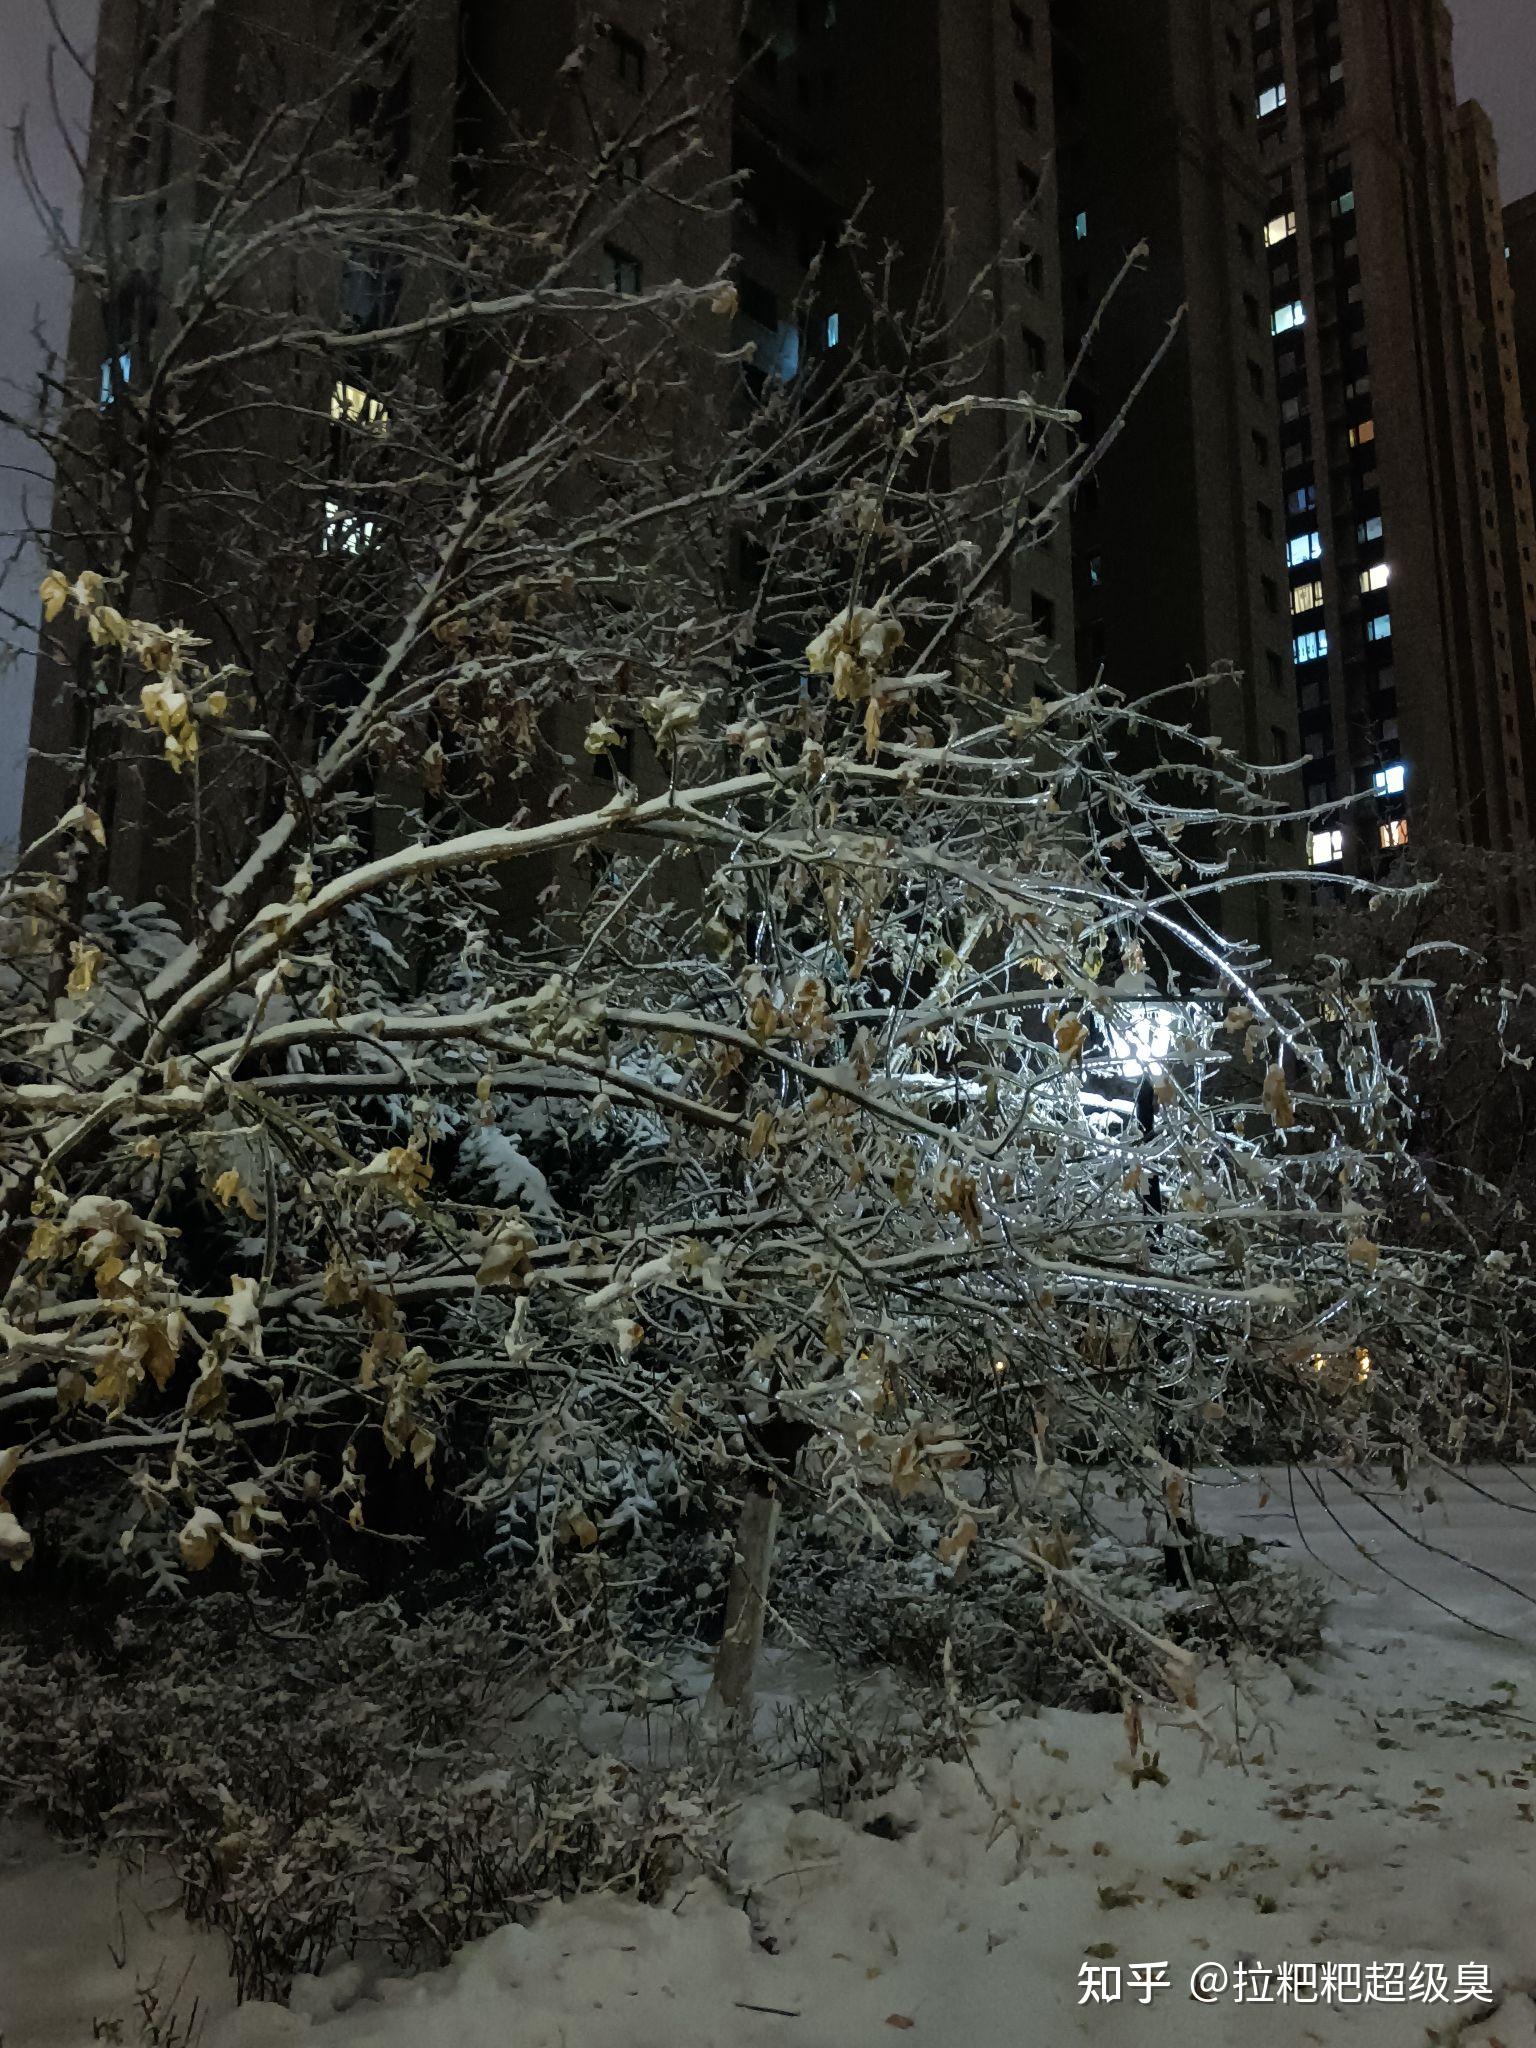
<box><xmin>708</xmin><ymin>1482</ymin><xmax>779</xmax><ymax>1725</ymax></box>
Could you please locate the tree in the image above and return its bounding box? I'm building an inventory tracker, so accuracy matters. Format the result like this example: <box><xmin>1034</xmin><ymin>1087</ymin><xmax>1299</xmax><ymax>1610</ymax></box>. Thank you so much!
<box><xmin>2</xmin><ymin>0</ymin><xmax>1528</xmax><ymax>1722</ymax></box>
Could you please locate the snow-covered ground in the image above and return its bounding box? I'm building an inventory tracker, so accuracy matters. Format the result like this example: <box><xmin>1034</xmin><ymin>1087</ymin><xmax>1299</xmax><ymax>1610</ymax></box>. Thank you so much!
<box><xmin>6</xmin><ymin>1465</ymin><xmax>1536</xmax><ymax>2047</ymax></box>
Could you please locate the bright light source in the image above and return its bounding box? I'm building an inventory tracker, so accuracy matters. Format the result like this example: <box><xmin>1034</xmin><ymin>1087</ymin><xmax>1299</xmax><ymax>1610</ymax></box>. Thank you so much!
<box><xmin>1372</xmin><ymin>761</ymin><xmax>1406</xmax><ymax>798</ymax></box>
<box><xmin>1100</xmin><ymin>1001</ymin><xmax>1181</xmax><ymax>1081</ymax></box>
<box><xmin>825</xmin><ymin>312</ymin><xmax>840</xmax><ymax>347</ymax></box>
<box><xmin>1309</xmin><ymin>828</ymin><xmax>1344</xmax><ymax>866</ymax></box>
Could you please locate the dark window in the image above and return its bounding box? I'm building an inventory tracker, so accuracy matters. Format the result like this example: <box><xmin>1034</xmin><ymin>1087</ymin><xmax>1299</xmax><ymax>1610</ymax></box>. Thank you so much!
<box><xmin>340</xmin><ymin>247</ymin><xmax>403</xmax><ymax>333</ymax></box>
<box><xmin>1257</xmin><ymin>501</ymin><xmax>1274</xmax><ymax>538</ymax></box>
<box><xmin>1010</xmin><ymin>3</ymin><xmax>1034</xmax><ymax>50</ymax></box>
<box><xmin>1021</xmin><ymin>326</ymin><xmax>1047</xmax><ymax>376</ymax></box>
<box><xmin>610</xmin><ymin>25</ymin><xmax>646</xmax><ymax>89</ymax></box>
<box><xmin>1032</xmin><ymin>591</ymin><xmax>1056</xmax><ymax>639</ymax></box>
<box><xmin>1014</xmin><ymin>82</ymin><xmax>1038</xmax><ymax>128</ymax></box>
<box><xmin>606</xmin><ymin>245</ymin><xmax>642</xmax><ymax>295</ymax></box>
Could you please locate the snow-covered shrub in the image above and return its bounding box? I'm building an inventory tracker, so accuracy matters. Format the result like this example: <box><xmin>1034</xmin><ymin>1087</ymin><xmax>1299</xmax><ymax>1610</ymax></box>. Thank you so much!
<box><xmin>3</xmin><ymin>0</ymin><xmax>1532</xmax><ymax>1745</ymax></box>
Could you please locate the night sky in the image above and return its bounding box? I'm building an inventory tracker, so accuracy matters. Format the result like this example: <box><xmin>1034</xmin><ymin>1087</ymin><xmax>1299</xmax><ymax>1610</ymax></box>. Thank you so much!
<box><xmin>1453</xmin><ymin>0</ymin><xmax>1536</xmax><ymax>206</ymax></box>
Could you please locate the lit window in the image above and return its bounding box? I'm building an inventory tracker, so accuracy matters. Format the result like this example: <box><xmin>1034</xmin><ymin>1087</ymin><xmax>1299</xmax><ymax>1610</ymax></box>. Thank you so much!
<box><xmin>1348</xmin><ymin>418</ymin><xmax>1375</xmax><ymax>447</ymax></box>
<box><xmin>330</xmin><ymin>380</ymin><xmax>389</xmax><ymax>430</ymax></box>
<box><xmin>1290</xmin><ymin>577</ymin><xmax>1324</xmax><ymax>614</ymax></box>
<box><xmin>1074</xmin><ymin>209</ymin><xmax>1089</xmax><ymax>240</ymax></box>
<box><xmin>1331</xmin><ymin>188</ymin><xmax>1356</xmax><ymax>217</ymax></box>
<box><xmin>1294</xmin><ymin>628</ymin><xmax>1329</xmax><ymax>662</ymax></box>
<box><xmin>825</xmin><ymin>311</ymin><xmax>840</xmax><ymax>347</ymax></box>
<box><xmin>1309</xmin><ymin>828</ymin><xmax>1344</xmax><ymax>866</ymax></box>
<box><xmin>1379</xmin><ymin>818</ymin><xmax>1409</xmax><ymax>849</ymax></box>
<box><xmin>1288</xmin><ymin>484</ymin><xmax>1317</xmax><ymax>515</ymax></box>
<box><xmin>1257</xmin><ymin>82</ymin><xmax>1288</xmax><ymax>117</ymax></box>
<box><xmin>1373</xmin><ymin>760</ymin><xmax>1407</xmax><ymax>797</ymax></box>
<box><xmin>99</xmin><ymin>349</ymin><xmax>132</xmax><ymax>409</ymax></box>
<box><xmin>1264</xmin><ymin>209</ymin><xmax>1297</xmax><ymax>246</ymax></box>
<box><xmin>1359</xmin><ymin>562</ymin><xmax>1390</xmax><ymax>593</ymax></box>
<box><xmin>1287</xmin><ymin>531</ymin><xmax>1323</xmax><ymax>567</ymax></box>
<box><xmin>1088</xmin><ymin>555</ymin><xmax>1102</xmax><ymax>585</ymax></box>
<box><xmin>1272</xmin><ymin>300</ymin><xmax>1306</xmax><ymax>334</ymax></box>
<box><xmin>1357</xmin><ymin>513</ymin><xmax>1384</xmax><ymax>543</ymax></box>
<box><xmin>323</xmin><ymin>500</ymin><xmax>378</xmax><ymax>553</ymax></box>
<box><xmin>1366</xmin><ymin>613</ymin><xmax>1393</xmax><ymax>642</ymax></box>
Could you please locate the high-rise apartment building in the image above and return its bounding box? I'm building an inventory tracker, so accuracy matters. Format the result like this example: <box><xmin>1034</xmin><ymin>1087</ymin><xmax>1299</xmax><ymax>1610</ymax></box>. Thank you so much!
<box><xmin>1250</xmin><ymin>0</ymin><xmax>1536</xmax><ymax>873</ymax></box>
<box><xmin>18</xmin><ymin>0</ymin><xmax>1536</xmax><ymax>940</ymax></box>
<box><xmin>1052</xmin><ymin>0</ymin><xmax>1305</xmax><ymax>952</ymax></box>
<box><xmin>1506</xmin><ymin>187</ymin><xmax>1536</xmax><ymax>485</ymax></box>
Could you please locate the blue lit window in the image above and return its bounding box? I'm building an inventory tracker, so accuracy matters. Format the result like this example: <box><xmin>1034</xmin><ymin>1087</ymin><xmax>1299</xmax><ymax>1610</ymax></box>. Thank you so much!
<box><xmin>1294</xmin><ymin>628</ymin><xmax>1329</xmax><ymax>663</ymax></box>
<box><xmin>1257</xmin><ymin>82</ymin><xmax>1287</xmax><ymax>117</ymax></box>
<box><xmin>1272</xmin><ymin>300</ymin><xmax>1306</xmax><ymax>335</ymax></box>
<box><xmin>99</xmin><ymin>350</ymin><xmax>132</xmax><ymax>409</ymax></box>
<box><xmin>1309</xmin><ymin>827</ymin><xmax>1344</xmax><ymax>866</ymax></box>
<box><xmin>1074</xmin><ymin>210</ymin><xmax>1089</xmax><ymax>240</ymax></box>
<box><xmin>1365</xmin><ymin>612</ymin><xmax>1392</xmax><ymax>642</ymax></box>
<box><xmin>825</xmin><ymin>312</ymin><xmax>840</xmax><ymax>348</ymax></box>
<box><xmin>1356</xmin><ymin>513</ymin><xmax>1383</xmax><ymax>543</ymax></box>
<box><xmin>1372</xmin><ymin>760</ymin><xmax>1406</xmax><ymax>797</ymax></box>
<box><xmin>1286</xmin><ymin>531</ymin><xmax>1322</xmax><ymax>568</ymax></box>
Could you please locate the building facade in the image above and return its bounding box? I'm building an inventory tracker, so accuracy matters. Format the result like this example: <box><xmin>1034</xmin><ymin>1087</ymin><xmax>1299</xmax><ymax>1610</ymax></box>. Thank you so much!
<box><xmin>18</xmin><ymin>0</ymin><xmax>1536</xmax><ymax>937</ymax></box>
<box><xmin>1053</xmin><ymin>0</ymin><xmax>1306</xmax><ymax>952</ymax></box>
<box><xmin>1250</xmin><ymin>0</ymin><xmax>1536</xmax><ymax>875</ymax></box>
<box><xmin>1505</xmin><ymin>187</ymin><xmax>1536</xmax><ymax>502</ymax></box>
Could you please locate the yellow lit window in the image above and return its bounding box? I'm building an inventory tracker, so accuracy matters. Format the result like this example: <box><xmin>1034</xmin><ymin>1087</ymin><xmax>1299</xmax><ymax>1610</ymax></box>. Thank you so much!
<box><xmin>1264</xmin><ymin>209</ymin><xmax>1297</xmax><ymax>246</ymax></box>
<box><xmin>1290</xmin><ymin>577</ymin><xmax>1324</xmax><ymax>614</ymax></box>
<box><xmin>331</xmin><ymin>380</ymin><xmax>389</xmax><ymax>431</ymax></box>
<box><xmin>1379</xmin><ymin>818</ymin><xmax>1408</xmax><ymax>849</ymax></box>
<box><xmin>1348</xmin><ymin>418</ymin><xmax>1375</xmax><ymax>448</ymax></box>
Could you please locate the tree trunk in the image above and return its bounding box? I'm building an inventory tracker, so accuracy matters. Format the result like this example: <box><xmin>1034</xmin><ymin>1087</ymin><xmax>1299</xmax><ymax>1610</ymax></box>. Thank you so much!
<box><xmin>707</xmin><ymin>1482</ymin><xmax>779</xmax><ymax>1726</ymax></box>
